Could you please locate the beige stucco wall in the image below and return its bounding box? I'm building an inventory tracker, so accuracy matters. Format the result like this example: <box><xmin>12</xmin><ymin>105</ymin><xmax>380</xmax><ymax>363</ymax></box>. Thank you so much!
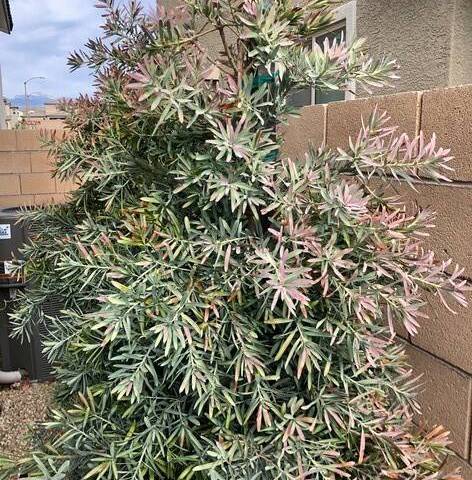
<box><xmin>449</xmin><ymin>0</ymin><xmax>472</xmax><ymax>86</ymax></box>
<box><xmin>356</xmin><ymin>0</ymin><xmax>472</xmax><ymax>94</ymax></box>
<box><xmin>165</xmin><ymin>0</ymin><xmax>472</xmax><ymax>95</ymax></box>
<box><xmin>357</xmin><ymin>0</ymin><xmax>452</xmax><ymax>94</ymax></box>
<box><xmin>0</xmin><ymin>66</ymin><xmax>6</xmax><ymax>129</ymax></box>
<box><xmin>162</xmin><ymin>0</ymin><xmax>223</xmax><ymax>59</ymax></box>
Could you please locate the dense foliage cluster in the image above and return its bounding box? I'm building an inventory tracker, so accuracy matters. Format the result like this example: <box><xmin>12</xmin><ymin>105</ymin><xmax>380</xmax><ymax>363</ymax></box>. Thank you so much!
<box><xmin>1</xmin><ymin>1</ymin><xmax>468</xmax><ymax>479</ymax></box>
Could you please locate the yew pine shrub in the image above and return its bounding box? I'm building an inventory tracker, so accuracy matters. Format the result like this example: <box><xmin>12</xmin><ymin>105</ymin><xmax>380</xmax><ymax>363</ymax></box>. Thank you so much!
<box><xmin>2</xmin><ymin>1</ymin><xmax>468</xmax><ymax>479</ymax></box>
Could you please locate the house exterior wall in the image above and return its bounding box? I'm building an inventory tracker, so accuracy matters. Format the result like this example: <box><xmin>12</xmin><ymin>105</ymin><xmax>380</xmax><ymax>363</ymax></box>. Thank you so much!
<box><xmin>449</xmin><ymin>0</ymin><xmax>472</xmax><ymax>86</ymax></box>
<box><xmin>44</xmin><ymin>103</ymin><xmax>59</xmax><ymax>116</ymax></box>
<box><xmin>22</xmin><ymin>118</ymin><xmax>66</xmax><ymax>130</ymax></box>
<box><xmin>357</xmin><ymin>0</ymin><xmax>453</xmax><ymax>94</ymax></box>
<box><xmin>4</xmin><ymin>101</ymin><xmax>21</xmax><ymax>129</ymax></box>
<box><xmin>0</xmin><ymin>66</ymin><xmax>6</xmax><ymax>130</ymax></box>
<box><xmin>161</xmin><ymin>0</ymin><xmax>223</xmax><ymax>56</ymax></box>
<box><xmin>281</xmin><ymin>83</ymin><xmax>472</xmax><ymax>478</ymax></box>
<box><xmin>356</xmin><ymin>0</ymin><xmax>472</xmax><ymax>95</ymax></box>
<box><xmin>165</xmin><ymin>0</ymin><xmax>472</xmax><ymax>96</ymax></box>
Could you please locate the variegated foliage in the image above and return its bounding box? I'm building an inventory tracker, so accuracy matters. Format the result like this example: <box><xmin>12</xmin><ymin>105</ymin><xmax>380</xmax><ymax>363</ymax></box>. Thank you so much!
<box><xmin>1</xmin><ymin>1</ymin><xmax>467</xmax><ymax>479</ymax></box>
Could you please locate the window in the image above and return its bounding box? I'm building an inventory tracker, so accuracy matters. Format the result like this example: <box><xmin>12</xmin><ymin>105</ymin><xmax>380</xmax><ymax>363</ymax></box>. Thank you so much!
<box><xmin>289</xmin><ymin>0</ymin><xmax>357</xmax><ymax>107</ymax></box>
<box><xmin>314</xmin><ymin>23</ymin><xmax>347</xmax><ymax>105</ymax></box>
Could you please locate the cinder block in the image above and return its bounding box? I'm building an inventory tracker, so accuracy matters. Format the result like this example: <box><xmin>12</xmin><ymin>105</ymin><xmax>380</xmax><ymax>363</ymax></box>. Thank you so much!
<box><xmin>412</xmin><ymin>292</ymin><xmax>472</xmax><ymax>374</ymax></box>
<box><xmin>20</xmin><ymin>173</ymin><xmax>56</xmax><ymax>195</ymax></box>
<box><xmin>442</xmin><ymin>454</ymin><xmax>472</xmax><ymax>480</ymax></box>
<box><xmin>421</xmin><ymin>85</ymin><xmax>472</xmax><ymax>181</ymax></box>
<box><xmin>326</xmin><ymin>91</ymin><xmax>418</xmax><ymax>150</ymax></box>
<box><xmin>0</xmin><ymin>152</ymin><xmax>31</xmax><ymax>174</ymax></box>
<box><xmin>55</xmin><ymin>178</ymin><xmax>78</xmax><ymax>193</ymax></box>
<box><xmin>280</xmin><ymin>105</ymin><xmax>326</xmax><ymax>160</ymax></box>
<box><xmin>0</xmin><ymin>195</ymin><xmax>34</xmax><ymax>209</ymax></box>
<box><xmin>31</xmin><ymin>151</ymin><xmax>54</xmax><ymax>172</ymax></box>
<box><xmin>34</xmin><ymin>193</ymin><xmax>67</xmax><ymax>205</ymax></box>
<box><xmin>0</xmin><ymin>174</ymin><xmax>21</xmax><ymax>195</ymax></box>
<box><xmin>373</xmin><ymin>180</ymin><xmax>472</xmax><ymax>279</ymax></box>
<box><xmin>380</xmin><ymin>311</ymin><xmax>410</xmax><ymax>340</ymax></box>
<box><xmin>0</xmin><ymin>131</ymin><xmax>17</xmax><ymax>151</ymax></box>
<box><xmin>398</xmin><ymin>182</ymin><xmax>472</xmax><ymax>279</ymax></box>
<box><xmin>405</xmin><ymin>344</ymin><xmax>472</xmax><ymax>458</ymax></box>
<box><xmin>16</xmin><ymin>130</ymin><xmax>42</xmax><ymax>151</ymax></box>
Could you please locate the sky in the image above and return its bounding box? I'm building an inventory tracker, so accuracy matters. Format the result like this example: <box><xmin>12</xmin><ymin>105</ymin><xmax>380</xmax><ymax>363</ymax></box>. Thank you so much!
<box><xmin>0</xmin><ymin>0</ymin><xmax>154</xmax><ymax>101</ymax></box>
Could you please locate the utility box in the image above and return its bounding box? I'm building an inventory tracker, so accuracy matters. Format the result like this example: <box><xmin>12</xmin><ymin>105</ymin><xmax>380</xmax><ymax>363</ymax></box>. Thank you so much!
<box><xmin>0</xmin><ymin>207</ymin><xmax>54</xmax><ymax>381</ymax></box>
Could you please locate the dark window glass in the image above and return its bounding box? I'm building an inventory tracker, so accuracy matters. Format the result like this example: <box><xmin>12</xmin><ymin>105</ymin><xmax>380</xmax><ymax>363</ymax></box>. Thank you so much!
<box><xmin>287</xmin><ymin>88</ymin><xmax>312</xmax><ymax>108</ymax></box>
<box><xmin>287</xmin><ymin>24</ymin><xmax>347</xmax><ymax>108</ymax></box>
<box><xmin>287</xmin><ymin>38</ymin><xmax>312</xmax><ymax>108</ymax></box>
<box><xmin>315</xmin><ymin>25</ymin><xmax>346</xmax><ymax>104</ymax></box>
<box><xmin>315</xmin><ymin>24</ymin><xmax>346</xmax><ymax>49</ymax></box>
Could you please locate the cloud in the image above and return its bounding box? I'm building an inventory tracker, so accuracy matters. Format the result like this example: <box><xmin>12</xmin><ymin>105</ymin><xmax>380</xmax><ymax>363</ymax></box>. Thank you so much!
<box><xmin>0</xmin><ymin>0</ymin><xmax>154</xmax><ymax>99</ymax></box>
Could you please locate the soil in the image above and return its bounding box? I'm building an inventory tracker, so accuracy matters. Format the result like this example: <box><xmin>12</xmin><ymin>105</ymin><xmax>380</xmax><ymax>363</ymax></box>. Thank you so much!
<box><xmin>0</xmin><ymin>381</ymin><xmax>55</xmax><ymax>460</ymax></box>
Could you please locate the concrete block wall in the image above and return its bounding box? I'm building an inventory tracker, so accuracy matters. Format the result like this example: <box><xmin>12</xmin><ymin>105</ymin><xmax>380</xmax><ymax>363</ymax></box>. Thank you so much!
<box><xmin>0</xmin><ymin>130</ymin><xmax>73</xmax><ymax>208</ymax></box>
<box><xmin>282</xmin><ymin>84</ymin><xmax>472</xmax><ymax>478</ymax></box>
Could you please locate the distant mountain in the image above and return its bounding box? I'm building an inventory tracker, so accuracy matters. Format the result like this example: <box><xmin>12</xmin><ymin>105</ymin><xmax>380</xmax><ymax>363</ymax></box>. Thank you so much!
<box><xmin>8</xmin><ymin>94</ymin><xmax>56</xmax><ymax>108</ymax></box>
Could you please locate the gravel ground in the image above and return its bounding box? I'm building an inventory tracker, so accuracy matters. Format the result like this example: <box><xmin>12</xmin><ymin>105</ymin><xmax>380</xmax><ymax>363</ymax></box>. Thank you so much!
<box><xmin>0</xmin><ymin>382</ymin><xmax>55</xmax><ymax>460</ymax></box>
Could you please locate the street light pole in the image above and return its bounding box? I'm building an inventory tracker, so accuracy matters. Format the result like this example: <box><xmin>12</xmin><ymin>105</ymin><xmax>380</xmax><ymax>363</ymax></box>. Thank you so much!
<box><xmin>23</xmin><ymin>76</ymin><xmax>46</xmax><ymax>121</ymax></box>
<box><xmin>23</xmin><ymin>81</ymin><xmax>27</xmax><ymax>118</ymax></box>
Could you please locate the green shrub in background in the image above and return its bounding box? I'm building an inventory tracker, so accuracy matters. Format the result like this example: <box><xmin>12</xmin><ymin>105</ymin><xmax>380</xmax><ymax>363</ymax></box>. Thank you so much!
<box><xmin>2</xmin><ymin>1</ymin><xmax>468</xmax><ymax>478</ymax></box>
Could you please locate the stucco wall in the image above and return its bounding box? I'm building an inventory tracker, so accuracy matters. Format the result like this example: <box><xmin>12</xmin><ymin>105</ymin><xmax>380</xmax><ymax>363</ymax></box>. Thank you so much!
<box><xmin>357</xmin><ymin>0</ymin><xmax>451</xmax><ymax>93</ymax></box>
<box><xmin>357</xmin><ymin>0</ymin><xmax>472</xmax><ymax>95</ymax></box>
<box><xmin>449</xmin><ymin>0</ymin><xmax>472</xmax><ymax>86</ymax></box>
<box><xmin>0</xmin><ymin>66</ymin><xmax>6</xmax><ymax>130</ymax></box>
<box><xmin>164</xmin><ymin>0</ymin><xmax>472</xmax><ymax>96</ymax></box>
<box><xmin>162</xmin><ymin>0</ymin><xmax>223</xmax><ymax>58</ymax></box>
<box><xmin>281</xmin><ymin>84</ymin><xmax>472</xmax><ymax>478</ymax></box>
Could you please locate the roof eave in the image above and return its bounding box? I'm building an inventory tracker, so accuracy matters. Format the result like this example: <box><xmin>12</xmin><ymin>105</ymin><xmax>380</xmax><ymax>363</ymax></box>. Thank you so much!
<box><xmin>0</xmin><ymin>0</ymin><xmax>13</xmax><ymax>34</ymax></box>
